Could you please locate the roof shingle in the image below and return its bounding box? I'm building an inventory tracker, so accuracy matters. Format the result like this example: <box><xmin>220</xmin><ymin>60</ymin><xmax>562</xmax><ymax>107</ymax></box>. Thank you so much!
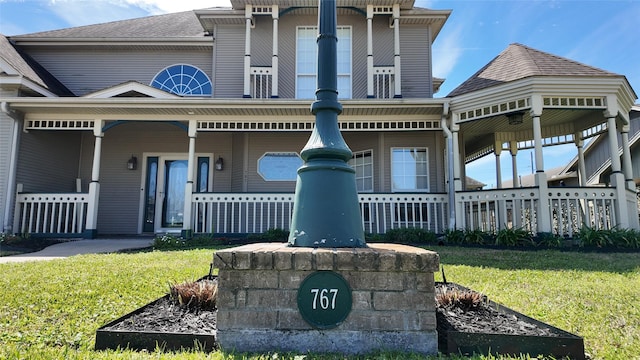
<box><xmin>448</xmin><ymin>43</ymin><xmax>619</xmax><ymax>97</ymax></box>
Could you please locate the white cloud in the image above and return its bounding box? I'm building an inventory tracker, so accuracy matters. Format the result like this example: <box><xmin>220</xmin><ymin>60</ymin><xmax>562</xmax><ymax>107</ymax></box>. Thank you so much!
<box><xmin>122</xmin><ymin>0</ymin><xmax>231</xmax><ymax>14</ymax></box>
<box><xmin>431</xmin><ymin>25</ymin><xmax>462</xmax><ymax>79</ymax></box>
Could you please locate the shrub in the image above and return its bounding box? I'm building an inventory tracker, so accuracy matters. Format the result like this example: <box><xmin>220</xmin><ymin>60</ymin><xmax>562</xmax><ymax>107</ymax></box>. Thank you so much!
<box><xmin>535</xmin><ymin>232</ymin><xmax>563</xmax><ymax>248</ymax></box>
<box><xmin>464</xmin><ymin>228</ymin><xmax>492</xmax><ymax>245</ymax></box>
<box><xmin>384</xmin><ymin>227</ymin><xmax>437</xmax><ymax>244</ymax></box>
<box><xmin>495</xmin><ymin>227</ymin><xmax>534</xmax><ymax>247</ymax></box>
<box><xmin>443</xmin><ymin>229</ymin><xmax>464</xmax><ymax>244</ymax></box>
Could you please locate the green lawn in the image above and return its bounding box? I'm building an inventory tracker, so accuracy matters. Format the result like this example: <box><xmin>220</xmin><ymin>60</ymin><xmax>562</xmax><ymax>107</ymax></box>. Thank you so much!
<box><xmin>0</xmin><ymin>246</ymin><xmax>638</xmax><ymax>359</ymax></box>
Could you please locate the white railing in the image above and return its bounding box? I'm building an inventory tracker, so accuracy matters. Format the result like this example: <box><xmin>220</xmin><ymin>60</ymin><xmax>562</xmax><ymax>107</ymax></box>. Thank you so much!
<box><xmin>250</xmin><ymin>67</ymin><xmax>272</xmax><ymax>99</ymax></box>
<box><xmin>191</xmin><ymin>193</ymin><xmax>294</xmax><ymax>234</ymax></box>
<box><xmin>191</xmin><ymin>192</ymin><xmax>449</xmax><ymax>235</ymax></box>
<box><xmin>372</xmin><ymin>66</ymin><xmax>395</xmax><ymax>99</ymax></box>
<box><xmin>456</xmin><ymin>187</ymin><xmax>617</xmax><ymax>236</ymax></box>
<box><xmin>13</xmin><ymin>193</ymin><xmax>88</xmax><ymax>235</ymax></box>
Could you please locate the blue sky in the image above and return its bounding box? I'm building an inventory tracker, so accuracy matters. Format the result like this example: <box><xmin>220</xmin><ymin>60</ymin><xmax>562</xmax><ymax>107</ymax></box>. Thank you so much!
<box><xmin>1</xmin><ymin>0</ymin><xmax>638</xmax><ymax>187</ymax></box>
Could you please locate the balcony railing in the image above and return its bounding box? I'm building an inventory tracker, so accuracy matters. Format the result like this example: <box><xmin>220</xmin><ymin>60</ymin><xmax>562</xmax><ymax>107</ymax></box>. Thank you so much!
<box><xmin>372</xmin><ymin>66</ymin><xmax>395</xmax><ymax>99</ymax></box>
<box><xmin>250</xmin><ymin>66</ymin><xmax>273</xmax><ymax>99</ymax></box>
<box><xmin>13</xmin><ymin>193</ymin><xmax>88</xmax><ymax>236</ymax></box>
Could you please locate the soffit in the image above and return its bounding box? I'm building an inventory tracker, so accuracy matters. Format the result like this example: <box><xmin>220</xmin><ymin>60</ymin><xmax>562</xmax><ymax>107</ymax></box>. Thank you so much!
<box><xmin>229</xmin><ymin>0</ymin><xmax>417</xmax><ymax>10</ymax></box>
<box><xmin>5</xmin><ymin>98</ymin><xmax>445</xmax><ymax>120</ymax></box>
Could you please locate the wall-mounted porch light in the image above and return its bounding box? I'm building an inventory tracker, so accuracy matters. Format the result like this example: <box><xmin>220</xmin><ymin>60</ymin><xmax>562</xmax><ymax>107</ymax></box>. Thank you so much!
<box><xmin>215</xmin><ymin>156</ymin><xmax>224</xmax><ymax>171</ymax></box>
<box><xmin>127</xmin><ymin>155</ymin><xmax>138</xmax><ymax>170</ymax></box>
<box><xmin>507</xmin><ymin>111</ymin><xmax>525</xmax><ymax>125</ymax></box>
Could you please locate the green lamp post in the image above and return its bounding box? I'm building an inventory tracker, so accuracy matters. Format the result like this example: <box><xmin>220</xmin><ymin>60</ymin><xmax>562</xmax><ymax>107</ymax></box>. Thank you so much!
<box><xmin>288</xmin><ymin>0</ymin><xmax>366</xmax><ymax>248</ymax></box>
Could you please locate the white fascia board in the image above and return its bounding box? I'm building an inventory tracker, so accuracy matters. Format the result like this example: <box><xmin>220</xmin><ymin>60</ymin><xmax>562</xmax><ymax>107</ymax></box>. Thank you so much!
<box><xmin>83</xmin><ymin>82</ymin><xmax>180</xmax><ymax>99</ymax></box>
<box><xmin>450</xmin><ymin>76</ymin><xmax>635</xmax><ymax>114</ymax></box>
<box><xmin>0</xmin><ymin>76</ymin><xmax>57</xmax><ymax>97</ymax></box>
<box><xmin>10</xmin><ymin>38</ymin><xmax>213</xmax><ymax>47</ymax></box>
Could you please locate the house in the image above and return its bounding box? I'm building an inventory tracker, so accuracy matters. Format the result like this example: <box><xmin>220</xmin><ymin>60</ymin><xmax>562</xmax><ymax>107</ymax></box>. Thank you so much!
<box><xmin>0</xmin><ymin>0</ymin><xmax>637</xmax><ymax>239</ymax></box>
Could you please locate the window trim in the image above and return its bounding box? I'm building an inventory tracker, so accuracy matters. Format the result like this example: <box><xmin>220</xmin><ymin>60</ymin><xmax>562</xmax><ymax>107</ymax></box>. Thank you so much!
<box><xmin>295</xmin><ymin>25</ymin><xmax>352</xmax><ymax>99</ymax></box>
<box><xmin>390</xmin><ymin>147</ymin><xmax>430</xmax><ymax>193</ymax></box>
<box><xmin>257</xmin><ymin>152</ymin><xmax>303</xmax><ymax>182</ymax></box>
<box><xmin>150</xmin><ymin>64</ymin><xmax>212</xmax><ymax>96</ymax></box>
<box><xmin>349</xmin><ymin>149</ymin><xmax>374</xmax><ymax>193</ymax></box>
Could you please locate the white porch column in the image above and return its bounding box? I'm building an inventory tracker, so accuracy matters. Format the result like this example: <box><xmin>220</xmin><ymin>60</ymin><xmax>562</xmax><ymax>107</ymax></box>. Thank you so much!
<box><xmin>392</xmin><ymin>4</ymin><xmax>401</xmax><ymax>98</ymax></box>
<box><xmin>620</xmin><ymin>124</ymin><xmax>634</xmax><ymax>190</ymax></box>
<box><xmin>509</xmin><ymin>141</ymin><xmax>518</xmax><ymax>187</ymax></box>
<box><xmin>243</xmin><ymin>5</ymin><xmax>253</xmax><ymax>98</ymax></box>
<box><xmin>366</xmin><ymin>5</ymin><xmax>374</xmax><ymax>98</ymax></box>
<box><xmin>531</xmin><ymin>98</ymin><xmax>551</xmax><ymax>233</ymax></box>
<box><xmin>494</xmin><ymin>143</ymin><xmax>502</xmax><ymax>189</ymax></box>
<box><xmin>271</xmin><ymin>6</ymin><xmax>279</xmax><ymax>98</ymax></box>
<box><xmin>85</xmin><ymin>120</ymin><xmax>104</xmax><ymax>238</ymax></box>
<box><xmin>182</xmin><ymin>120</ymin><xmax>197</xmax><ymax>238</ymax></box>
<box><xmin>575</xmin><ymin>134</ymin><xmax>587</xmax><ymax>186</ymax></box>
<box><xmin>605</xmin><ymin>106</ymin><xmax>630</xmax><ymax>228</ymax></box>
<box><xmin>452</xmin><ymin>124</ymin><xmax>462</xmax><ymax>191</ymax></box>
<box><xmin>3</xmin><ymin>105</ymin><xmax>20</xmax><ymax>233</ymax></box>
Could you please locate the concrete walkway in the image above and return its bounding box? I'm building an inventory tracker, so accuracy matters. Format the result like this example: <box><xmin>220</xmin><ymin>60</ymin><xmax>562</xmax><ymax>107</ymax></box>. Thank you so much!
<box><xmin>0</xmin><ymin>238</ymin><xmax>154</xmax><ymax>263</ymax></box>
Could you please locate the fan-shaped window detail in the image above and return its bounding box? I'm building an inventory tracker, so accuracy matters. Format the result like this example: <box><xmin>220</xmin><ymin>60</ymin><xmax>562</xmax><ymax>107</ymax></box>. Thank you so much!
<box><xmin>151</xmin><ymin>64</ymin><xmax>212</xmax><ymax>96</ymax></box>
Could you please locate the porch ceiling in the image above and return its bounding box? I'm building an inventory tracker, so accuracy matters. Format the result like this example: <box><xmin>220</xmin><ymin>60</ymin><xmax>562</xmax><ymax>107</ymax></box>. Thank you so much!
<box><xmin>5</xmin><ymin>98</ymin><xmax>446</xmax><ymax>121</ymax></box>
<box><xmin>462</xmin><ymin>108</ymin><xmax>605</xmax><ymax>157</ymax></box>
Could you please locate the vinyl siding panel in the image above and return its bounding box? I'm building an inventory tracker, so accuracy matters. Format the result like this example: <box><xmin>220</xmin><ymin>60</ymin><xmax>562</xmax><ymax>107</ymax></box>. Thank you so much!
<box><xmin>214</xmin><ymin>25</ymin><xmax>245</xmax><ymax>98</ymax></box>
<box><xmin>399</xmin><ymin>25</ymin><xmax>432</xmax><ymax>98</ymax></box>
<box><xmin>251</xmin><ymin>17</ymin><xmax>274</xmax><ymax>66</ymax></box>
<box><xmin>16</xmin><ymin>130</ymin><xmax>82</xmax><ymax>193</ymax></box>
<box><xmin>27</xmin><ymin>48</ymin><xmax>213</xmax><ymax>96</ymax></box>
<box><xmin>372</xmin><ymin>16</ymin><xmax>394</xmax><ymax>66</ymax></box>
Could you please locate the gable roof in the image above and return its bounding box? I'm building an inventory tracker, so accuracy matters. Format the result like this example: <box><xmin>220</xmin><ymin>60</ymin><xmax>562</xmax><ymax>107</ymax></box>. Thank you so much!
<box><xmin>0</xmin><ymin>34</ymin><xmax>73</xmax><ymax>96</ymax></box>
<box><xmin>83</xmin><ymin>81</ymin><xmax>180</xmax><ymax>99</ymax></box>
<box><xmin>448</xmin><ymin>43</ymin><xmax>620</xmax><ymax>97</ymax></box>
<box><xmin>10</xmin><ymin>10</ymin><xmax>207</xmax><ymax>40</ymax></box>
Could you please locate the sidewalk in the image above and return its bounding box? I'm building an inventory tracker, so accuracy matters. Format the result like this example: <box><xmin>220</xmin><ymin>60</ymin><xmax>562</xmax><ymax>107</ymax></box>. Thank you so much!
<box><xmin>0</xmin><ymin>238</ymin><xmax>154</xmax><ymax>263</ymax></box>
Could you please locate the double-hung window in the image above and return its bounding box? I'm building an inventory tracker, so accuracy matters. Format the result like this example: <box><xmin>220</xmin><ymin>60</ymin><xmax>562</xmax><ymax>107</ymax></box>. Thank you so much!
<box><xmin>349</xmin><ymin>150</ymin><xmax>373</xmax><ymax>192</ymax></box>
<box><xmin>296</xmin><ymin>26</ymin><xmax>352</xmax><ymax>99</ymax></box>
<box><xmin>391</xmin><ymin>148</ymin><xmax>429</xmax><ymax>192</ymax></box>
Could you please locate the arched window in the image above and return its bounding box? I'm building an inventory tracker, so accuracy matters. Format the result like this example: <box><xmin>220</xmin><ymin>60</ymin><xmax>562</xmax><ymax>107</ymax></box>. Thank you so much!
<box><xmin>151</xmin><ymin>64</ymin><xmax>212</xmax><ymax>96</ymax></box>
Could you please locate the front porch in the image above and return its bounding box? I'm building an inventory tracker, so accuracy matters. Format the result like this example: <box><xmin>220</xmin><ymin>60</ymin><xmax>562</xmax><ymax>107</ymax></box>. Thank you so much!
<box><xmin>14</xmin><ymin>186</ymin><xmax>633</xmax><ymax>238</ymax></box>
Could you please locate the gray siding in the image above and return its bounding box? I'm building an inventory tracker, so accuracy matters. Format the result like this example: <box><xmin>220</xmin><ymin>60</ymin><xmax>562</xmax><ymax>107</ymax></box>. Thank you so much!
<box><xmin>251</xmin><ymin>16</ymin><xmax>274</xmax><ymax>66</ymax></box>
<box><xmin>214</xmin><ymin>25</ymin><xmax>245</xmax><ymax>98</ymax></box>
<box><xmin>27</xmin><ymin>48</ymin><xmax>213</xmax><ymax>96</ymax></box>
<box><xmin>16</xmin><ymin>131</ymin><xmax>81</xmax><ymax>193</ymax></box>
<box><xmin>400</xmin><ymin>25</ymin><xmax>432</xmax><ymax>98</ymax></box>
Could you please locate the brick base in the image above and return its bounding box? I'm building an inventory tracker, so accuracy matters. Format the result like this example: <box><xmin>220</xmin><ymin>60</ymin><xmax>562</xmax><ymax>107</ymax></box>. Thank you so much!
<box><xmin>213</xmin><ymin>243</ymin><xmax>440</xmax><ymax>355</ymax></box>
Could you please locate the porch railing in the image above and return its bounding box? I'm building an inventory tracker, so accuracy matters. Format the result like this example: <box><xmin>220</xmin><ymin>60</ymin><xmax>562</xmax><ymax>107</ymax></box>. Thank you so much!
<box><xmin>190</xmin><ymin>192</ymin><xmax>449</xmax><ymax>235</ymax></box>
<box><xmin>456</xmin><ymin>187</ymin><xmax>617</xmax><ymax>237</ymax></box>
<box><xmin>13</xmin><ymin>193</ymin><xmax>88</xmax><ymax>236</ymax></box>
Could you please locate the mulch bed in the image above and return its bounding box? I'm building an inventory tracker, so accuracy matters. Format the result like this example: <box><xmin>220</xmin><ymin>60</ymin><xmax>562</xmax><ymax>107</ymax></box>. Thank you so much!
<box><xmin>101</xmin><ymin>282</ymin><xmax>555</xmax><ymax>341</ymax></box>
<box><xmin>435</xmin><ymin>283</ymin><xmax>559</xmax><ymax>338</ymax></box>
<box><xmin>103</xmin><ymin>296</ymin><xmax>217</xmax><ymax>334</ymax></box>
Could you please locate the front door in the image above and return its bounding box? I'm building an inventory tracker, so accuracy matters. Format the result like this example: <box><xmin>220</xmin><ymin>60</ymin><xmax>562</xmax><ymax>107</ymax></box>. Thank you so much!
<box><xmin>142</xmin><ymin>154</ymin><xmax>210</xmax><ymax>233</ymax></box>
